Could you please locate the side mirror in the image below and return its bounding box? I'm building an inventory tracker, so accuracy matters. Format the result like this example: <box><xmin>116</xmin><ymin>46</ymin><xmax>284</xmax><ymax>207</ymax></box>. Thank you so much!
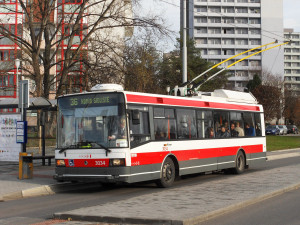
<box><xmin>132</xmin><ymin>110</ymin><xmax>140</xmax><ymax>125</ymax></box>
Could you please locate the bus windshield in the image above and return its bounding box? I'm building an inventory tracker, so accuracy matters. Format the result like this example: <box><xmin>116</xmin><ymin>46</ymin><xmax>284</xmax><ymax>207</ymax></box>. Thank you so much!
<box><xmin>57</xmin><ymin>92</ymin><xmax>128</xmax><ymax>149</ymax></box>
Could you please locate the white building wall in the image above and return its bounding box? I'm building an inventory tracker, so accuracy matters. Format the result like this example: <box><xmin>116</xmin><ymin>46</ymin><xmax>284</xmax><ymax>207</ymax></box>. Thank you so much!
<box><xmin>261</xmin><ymin>0</ymin><xmax>284</xmax><ymax>77</ymax></box>
<box><xmin>284</xmin><ymin>29</ymin><xmax>300</xmax><ymax>96</ymax></box>
<box><xmin>184</xmin><ymin>0</ymin><xmax>284</xmax><ymax>90</ymax></box>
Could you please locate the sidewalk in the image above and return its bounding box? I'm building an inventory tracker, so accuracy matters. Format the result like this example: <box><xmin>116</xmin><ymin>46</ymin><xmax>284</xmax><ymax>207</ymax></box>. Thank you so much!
<box><xmin>0</xmin><ymin>162</ymin><xmax>57</xmax><ymax>201</ymax></box>
<box><xmin>54</xmin><ymin>160</ymin><xmax>300</xmax><ymax>225</ymax></box>
<box><xmin>0</xmin><ymin>148</ymin><xmax>300</xmax><ymax>224</ymax></box>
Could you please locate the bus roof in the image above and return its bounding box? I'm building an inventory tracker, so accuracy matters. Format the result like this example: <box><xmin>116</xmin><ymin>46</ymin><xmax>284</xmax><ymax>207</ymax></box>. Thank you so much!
<box><xmin>124</xmin><ymin>89</ymin><xmax>262</xmax><ymax>112</ymax></box>
<box><xmin>58</xmin><ymin>87</ymin><xmax>262</xmax><ymax>112</ymax></box>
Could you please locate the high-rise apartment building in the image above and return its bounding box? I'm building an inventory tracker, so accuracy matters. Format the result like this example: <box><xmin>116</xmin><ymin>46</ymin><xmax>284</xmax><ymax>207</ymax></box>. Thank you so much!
<box><xmin>182</xmin><ymin>0</ymin><xmax>284</xmax><ymax>90</ymax></box>
<box><xmin>284</xmin><ymin>28</ymin><xmax>300</xmax><ymax>96</ymax></box>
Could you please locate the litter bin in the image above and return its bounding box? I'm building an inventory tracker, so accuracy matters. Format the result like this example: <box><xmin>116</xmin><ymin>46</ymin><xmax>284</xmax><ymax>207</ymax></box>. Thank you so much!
<box><xmin>19</xmin><ymin>152</ymin><xmax>33</xmax><ymax>179</ymax></box>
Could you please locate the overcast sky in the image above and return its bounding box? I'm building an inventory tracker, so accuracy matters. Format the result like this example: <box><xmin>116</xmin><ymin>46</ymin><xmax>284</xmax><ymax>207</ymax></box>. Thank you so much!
<box><xmin>139</xmin><ymin>0</ymin><xmax>300</xmax><ymax>50</ymax></box>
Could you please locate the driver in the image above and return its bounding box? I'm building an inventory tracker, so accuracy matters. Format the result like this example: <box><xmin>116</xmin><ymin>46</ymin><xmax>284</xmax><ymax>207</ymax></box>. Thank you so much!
<box><xmin>108</xmin><ymin>118</ymin><xmax>127</xmax><ymax>140</ymax></box>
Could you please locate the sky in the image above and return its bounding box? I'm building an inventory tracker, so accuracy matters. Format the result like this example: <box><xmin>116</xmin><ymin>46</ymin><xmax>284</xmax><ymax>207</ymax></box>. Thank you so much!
<box><xmin>139</xmin><ymin>0</ymin><xmax>300</xmax><ymax>51</ymax></box>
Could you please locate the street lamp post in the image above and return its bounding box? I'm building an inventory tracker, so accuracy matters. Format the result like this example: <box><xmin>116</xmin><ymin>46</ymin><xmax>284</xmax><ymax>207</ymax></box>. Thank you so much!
<box><xmin>15</xmin><ymin>58</ymin><xmax>20</xmax><ymax>97</ymax></box>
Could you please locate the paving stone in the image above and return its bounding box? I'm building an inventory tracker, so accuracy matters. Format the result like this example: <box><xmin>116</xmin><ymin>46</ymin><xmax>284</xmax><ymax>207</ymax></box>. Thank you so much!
<box><xmin>55</xmin><ymin>164</ymin><xmax>300</xmax><ymax>224</ymax></box>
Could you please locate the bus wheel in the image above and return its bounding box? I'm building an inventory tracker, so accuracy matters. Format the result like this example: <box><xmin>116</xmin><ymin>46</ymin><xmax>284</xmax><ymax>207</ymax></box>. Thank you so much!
<box><xmin>156</xmin><ymin>158</ymin><xmax>175</xmax><ymax>188</ymax></box>
<box><xmin>233</xmin><ymin>151</ymin><xmax>245</xmax><ymax>174</ymax></box>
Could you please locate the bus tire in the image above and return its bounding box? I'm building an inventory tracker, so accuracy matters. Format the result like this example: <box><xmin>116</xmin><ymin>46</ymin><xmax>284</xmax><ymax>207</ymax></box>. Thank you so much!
<box><xmin>233</xmin><ymin>151</ymin><xmax>245</xmax><ymax>174</ymax></box>
<box><xmin>156</xmin><ymin>157</ymin><xmax>176</xmax><ymax>188</ymax></box>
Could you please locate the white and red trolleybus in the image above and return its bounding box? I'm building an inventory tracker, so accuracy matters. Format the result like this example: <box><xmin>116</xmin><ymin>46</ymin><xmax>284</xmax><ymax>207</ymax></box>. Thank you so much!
<box><xmin>54</xmin><ymin>84</ymin><xmax>266</xmax><ymax>187</ymax></box>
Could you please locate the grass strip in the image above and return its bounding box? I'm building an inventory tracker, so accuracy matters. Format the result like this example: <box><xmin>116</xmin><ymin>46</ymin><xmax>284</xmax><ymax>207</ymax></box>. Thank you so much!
<box><xmin>267</xmin><ymin>135</ymin><xmax>300</xmax><ymax>151</ymax></box>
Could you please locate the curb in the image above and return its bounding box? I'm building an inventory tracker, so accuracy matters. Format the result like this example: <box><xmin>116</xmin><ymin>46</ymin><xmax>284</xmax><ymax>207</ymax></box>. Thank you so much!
<box><xmin>54</xmin><ymin>182</ymin><xmax>300</xmax><ymax>225</ymax></box>
<box><xmin>0</xmin><ymin>182</ymin><xmax>103</xmax><ymax>202</ymax></box>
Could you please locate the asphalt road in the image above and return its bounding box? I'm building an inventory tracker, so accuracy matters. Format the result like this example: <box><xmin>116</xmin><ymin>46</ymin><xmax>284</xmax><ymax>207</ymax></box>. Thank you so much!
<box><xmin>201</xmin><ymin>185</ymin><xmax>300</xmax><ymax>225</ymax></box>
<box><xmin>0</xmin><ymin>155</ymin><xmax>299</xmax><ymax>222</ymax></box>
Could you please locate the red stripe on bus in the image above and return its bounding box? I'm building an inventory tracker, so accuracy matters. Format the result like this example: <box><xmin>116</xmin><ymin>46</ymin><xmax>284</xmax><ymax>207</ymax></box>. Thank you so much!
<box><xmin>63</xmin><ymin>145</ymin><xmax>263</xmax><ymax>167</ymax></box>
<box><xmin>126</xmin><ymin>94</ymin><xmax>260</xmax><ymax>111</ymax></box>
<box><xmin>64</xmin><ymin>159</ymin><xmax>109</xmax><ymax>168</ymax></box>
<box><xmin>131</xmin><ymin>144</ymin><xmax>263</xmax><ymax>166</ymax></box>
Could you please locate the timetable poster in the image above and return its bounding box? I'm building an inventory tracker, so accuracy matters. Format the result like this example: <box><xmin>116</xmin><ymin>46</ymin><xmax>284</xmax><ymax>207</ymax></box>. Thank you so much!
<box><xmin>0</xmin><ymin>114</ymin><xmax>22</xmax><ymax>162</ymax></box>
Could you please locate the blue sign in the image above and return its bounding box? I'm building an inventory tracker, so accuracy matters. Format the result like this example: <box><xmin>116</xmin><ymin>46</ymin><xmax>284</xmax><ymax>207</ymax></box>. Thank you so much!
<box><xmin>16</xmin><ymin>121</ymin><xmax>27</xmax><ymax>144</ymax></box>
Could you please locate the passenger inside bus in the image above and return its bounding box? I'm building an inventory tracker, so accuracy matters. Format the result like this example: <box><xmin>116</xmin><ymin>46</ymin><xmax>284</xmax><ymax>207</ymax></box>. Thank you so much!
<box><xmin>205</xmin><ymin>127</ymin><xmax>214</xmax><ymax>138</ymax></box>
<box><xmin>245</xmin><ymin>123</ymin><xmax>255</xmax><ymax>136</ymax></box>
<box><xmin>230</xmin><ymin>123</ymin><xmax>239</xmax><ymax>137</ymax></box>
<box><xmin>235</xmin><ymin>121</ymin><xmax>244</xmax><ymax>136</ymax></box>
<box><xmin>255</xmin><ymin>123</ymin><xmax>261</xmax><ymax>136</ymax></box>
<box><xmin>223</xmin><ymin>120</ymin><xmax>229</xmax><ymax>131</ymax></box>
<box><xmin>155</xmin><ymin>130</ymin><xmax>167</xmax><ymax>140</ymax></box>
<box><xmin>216</xmin><ymin>125</ymin><xmax>230</xmax><ymax>138</ymax></box>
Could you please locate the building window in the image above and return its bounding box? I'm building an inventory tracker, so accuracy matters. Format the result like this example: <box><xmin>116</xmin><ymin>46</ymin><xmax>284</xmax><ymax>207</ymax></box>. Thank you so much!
<box><xmin>236</xmin><ymin>28</ymin><xmax>248</xmax><ymax>34</ymax></box>
<box><xmin>208</xmin><ymin>28</ymin><xmax>221</xmax><ymax>34</ymax></box>
<box><xmin>249</xmin><ymin>18</ymin><xmax>261</xmax><ymax>24</ymax></box>
<box><xmin>208</xmin><ymin>38</ymin><xmax>221</xmax><ymax>44</ymax></box>
<box><xmin>235</xmin><ymin>8</ymin><xmax>248</xmax><ymax>13</ymax></box>
<box><xmin>197</xmin><ymin>28</ymin><xmax>207</xmax><ymax>34</ymax></box>
<box><xmin>223</xmin><ymin>7</ymin><xmax>234</xmax><ymax>13</ymax></box>
<box><xmin>208</xmin><ymin>7</ymin><xmax>221</xmax><ymax>13</ymax></box>
<box><xmin>236</xmin><ymin>18</ymin><xmax>248</xmax><ymax>24</ymax></box>
<box><xmin>236</xmin><ymin>39</ymin><xmax>248</xmax><ymax>45</ymax></box>
<box><xmin>209</xmin><ymin>17</ymin><xmax>221</xmax><ymax>23</ymax></box>
<box><xmin>222</xmin><ymin>38</ymin><xmax>235</xmax><ymax>45</ymax></box>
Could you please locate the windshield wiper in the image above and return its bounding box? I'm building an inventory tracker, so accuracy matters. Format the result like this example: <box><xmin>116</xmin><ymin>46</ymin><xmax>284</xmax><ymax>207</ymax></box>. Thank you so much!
<box><xmin>84</xmin><ymin>141</ymin><xmax>112</xmax><ymax>156</ymax></box>
<box><xmin>59</xmin><ymin>144</ymin><xmax>78</xmax><ymax>153</ymax></box>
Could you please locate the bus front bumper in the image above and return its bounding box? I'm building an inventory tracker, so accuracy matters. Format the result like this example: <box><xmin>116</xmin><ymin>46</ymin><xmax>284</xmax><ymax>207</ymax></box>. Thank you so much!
<box><xmin>54</xmin><ymin>166</ymin><xmax>130</xmax><ymax>183</ymax></box>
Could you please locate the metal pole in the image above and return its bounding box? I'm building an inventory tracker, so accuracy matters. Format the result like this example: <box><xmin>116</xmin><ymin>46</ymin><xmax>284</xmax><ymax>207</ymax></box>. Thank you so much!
<box><xmin>182</xmin><ymin>0</ymin><xmax>187</xmax><ymax>84</ymax></box>
<box><xmin>22</xmin><ymin>108</ymin><xmax>27</xmax><ymax>153</ymax></box>
<box><xmin>20</xmin><ymin>82</ymin><xmax>26</xmax><ymax>153</ymax></box>
<box><xmin>15</xmin><ymin>58</ymin><xmax>20</xmax><ymax>97</ymax></box>
<box><xmin>16</xmin><ymin>67</ymin><xmax>18</xmax><ymax>97</ymax></box>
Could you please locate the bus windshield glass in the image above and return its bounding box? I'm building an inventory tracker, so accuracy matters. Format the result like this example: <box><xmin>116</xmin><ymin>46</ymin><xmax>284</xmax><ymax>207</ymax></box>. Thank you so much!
<box><xmin>57</xmin><ymin>92</ymin><xmax>128</xmax><ymax>149</ymax></box>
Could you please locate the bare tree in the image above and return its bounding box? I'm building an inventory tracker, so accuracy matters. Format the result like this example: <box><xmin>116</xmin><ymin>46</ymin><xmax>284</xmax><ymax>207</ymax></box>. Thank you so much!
<box><xmin>123</xmin><ymin>30</ymin><xmax>164</xmax><ymax>93</ymax></box>
<box><xmin>251</xmin><ymin>70</ymin><xmax>284</xmax><ymax>122</ymax></box>
<box><xmin>0</xmin><ymin>0</ymin><xmax>169</xmax><ymax>138</ymax></box>
<box><xmin>283</xmin><ymin>89</ymin><xmax>300</xmax><ymax>125</ymax></box>
<box><xmin>0</xmin><ymin>0</ymin><xmax>169</xmax><ymax>99</ymax></box>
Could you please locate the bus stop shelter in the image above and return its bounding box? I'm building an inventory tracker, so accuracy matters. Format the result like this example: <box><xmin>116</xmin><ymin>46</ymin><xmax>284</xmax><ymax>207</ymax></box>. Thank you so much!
<box><xmin>0</xmin><ymin>97</ymin><xmax>57</xmax><ymax>162</ymax></box>
<box><xmin>0</xmin><ymin>97</ymin><xmax>56</xmax><ymax>110</ymax></box>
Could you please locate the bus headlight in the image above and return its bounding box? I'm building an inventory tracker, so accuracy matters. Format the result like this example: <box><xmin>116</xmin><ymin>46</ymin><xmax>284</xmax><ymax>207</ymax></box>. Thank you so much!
<box><xmin>109</xmin><ymin>159</ymin><xmax>125</xmax><ymax>167</ymax></box>
<box><xmin>56</xmin><ymin>159</ymin><xmax>65</xmax><ymax>167</ymax></box>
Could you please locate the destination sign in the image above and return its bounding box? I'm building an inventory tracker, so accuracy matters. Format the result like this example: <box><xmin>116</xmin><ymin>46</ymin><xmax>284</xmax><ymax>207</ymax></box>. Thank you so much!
<box><xmin>70</xmin><ymin>96</ymin><xmax>110</xmax><ymax>106</ymax></box>
<box><xmin>59</xmin><ymin>93</ymin><xmax>124</xmax><ymax>108</ymax></box>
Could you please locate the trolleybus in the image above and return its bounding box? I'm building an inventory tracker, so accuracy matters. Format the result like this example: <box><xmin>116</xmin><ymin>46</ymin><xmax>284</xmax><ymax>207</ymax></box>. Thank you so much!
<box><xmin>54</xmin><ymin>84</ymin><xmax>266</xmax><ymax>187</ymax></box>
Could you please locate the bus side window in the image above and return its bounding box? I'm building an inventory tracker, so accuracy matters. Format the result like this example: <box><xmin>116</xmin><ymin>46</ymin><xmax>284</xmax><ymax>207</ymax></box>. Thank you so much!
<box><xmin>254</xmin><ymin>113</ymin><xmax>262</xmax><ymax>136</ymax></box>
<box><xmin>214</xmin><ymin>111</ymin><xmax>230</xmax><ymax>138</ymax></box>
<box><xmin>229</xmin><ymin>112</ymin><xmax>244</xmax><ymax>137</ymax></box>
<box><xmin>154</xmin><ymin>107</ymin><xmax>176</xmax><ymax>140</ymax></box>
<box><xmin>243</xmin><ymin>112</ymin><xmax>255</xmax><ymax>137</ymax></box>
<box><xmin>128</xmin><ymin>108</ymin><xmax>151</xmax><ymax>147</ymax></box>
<box><xmin>197</xmin><ymin>110</ymin><xmax>214</xmax><ymax>139</ymax></box>
<box><xmin>176</xmin><ymin>109</ymin><xmax>197</xmax><ymax>139</ymax></box>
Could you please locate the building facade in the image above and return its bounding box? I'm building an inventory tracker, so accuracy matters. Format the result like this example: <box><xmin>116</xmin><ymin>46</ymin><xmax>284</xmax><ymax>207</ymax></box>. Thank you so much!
<box><xmin>284</xmin><ymin>28</ymin><xmax>300</xmax><ymax>96</ymax></box>
<box><xmin>0</xmin><ymin>0</ymin><xmax>132</xmax><ymax>101</ymax></box>
<box><xmin>0</xmin><ymin>1</ymin><xmax>22</xmax><ymax>100</ymax></box>
<box><xmin>182</xmin><ymin>0</ymin><xmax>284</xmax><ymax>90</ymax></box>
